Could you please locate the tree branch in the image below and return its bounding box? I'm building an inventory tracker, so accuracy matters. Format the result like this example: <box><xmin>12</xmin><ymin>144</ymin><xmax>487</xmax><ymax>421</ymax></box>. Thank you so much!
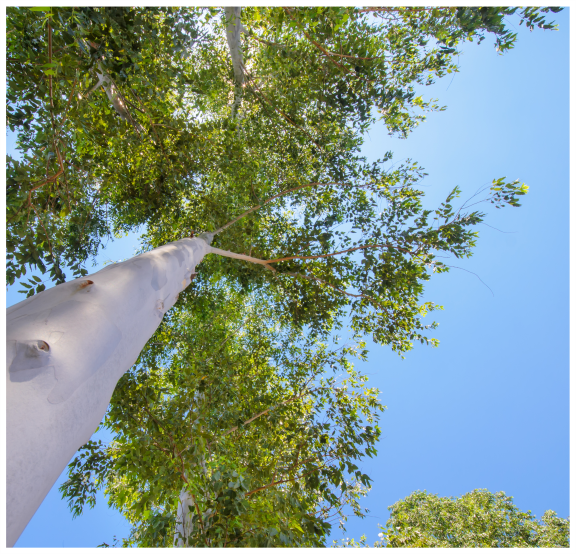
<box><xmin>27</xmin><ymin>169</ymin><xmax>64</xmax><ymax>200</ymax></box>
<box><xmin>321</xmin><ymin>51</ymin><xmax>377</xmax><ymax>61</ymax></box>
<box><xmin>29</xmin><ymin>204</ymin><xmax>54</xmax><ymax>261</ymax></box>
<box><xmin>178</xmin><ymin>477</ymin><xmax>209</xmax><ymax>545</ymax></box>
<box><xmin>127</xmin><ymin>412</ymin><xmax>173</xmax><ymax>456</ymax></box>
<box><xmin>208</xmin><ymin>246</ymin><xmax>277</xmax><ymax>272</ymax></box>
<box><xmin>264</xmin><ymin>242</ymin><xmax>415</xmax><ymax>264</ymax></box>
<box><xmin>25</xmin><ymin>142</ymin><xmax>66</xmax><ymax>210</ymax></box>
<box><xmin>284</xmin><ymin>8</ymin><xmax>376</xmax><ymax>84</ymax></box>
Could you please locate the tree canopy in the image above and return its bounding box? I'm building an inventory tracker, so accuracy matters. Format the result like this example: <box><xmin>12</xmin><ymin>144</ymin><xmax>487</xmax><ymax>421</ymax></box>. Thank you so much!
<box><xmin>337</xmin><ymin>489</ymin><xmax>570</xmax><ymax>547</ymax></box>
<box><xmin>6</xmin><ymin>6</ymin><xmax>557</xmax><ymax>351</ymax></box>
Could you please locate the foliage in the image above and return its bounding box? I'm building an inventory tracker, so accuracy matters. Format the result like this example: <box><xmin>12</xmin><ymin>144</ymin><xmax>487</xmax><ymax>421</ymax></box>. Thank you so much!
<box><xmin>6</xmin><ymin>7</ymin><xmax>556</xmax><ymax>354</ymax></box>
<box><xmin>60</xmin><ymin>282</ymin><xmax>383</xmax><ymax>546</ymax></box>
<box><xmin>335</xmin><ymin>489</ymin><xmax>569</xmax><ymax>548</ymax></box>
<box><xmin>8</xmin><ymin>7</ymin><xmax>561</xmax><ymax>547</ymax></box>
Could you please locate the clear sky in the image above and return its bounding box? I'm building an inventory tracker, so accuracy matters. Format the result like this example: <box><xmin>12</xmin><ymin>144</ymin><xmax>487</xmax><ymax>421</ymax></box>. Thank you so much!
<box><xmin>8</xmin><ymin>9</ymin><xmax>570</xmax><ymax>548</ymax></box>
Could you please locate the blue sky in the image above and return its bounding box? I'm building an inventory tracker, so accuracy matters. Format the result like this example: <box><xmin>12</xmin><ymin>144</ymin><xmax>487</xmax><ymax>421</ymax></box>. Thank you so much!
<box><xmin>8</xmin><ymin>9</ymin><xmax>569</xmax><ymax>547</ymax></box>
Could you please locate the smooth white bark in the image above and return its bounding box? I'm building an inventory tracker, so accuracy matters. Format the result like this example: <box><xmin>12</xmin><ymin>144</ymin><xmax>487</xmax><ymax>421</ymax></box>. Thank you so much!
<box><xmin>208</xmin><ymin>246</ymin><xmax>274</xmax><ymax>270</ymax></box>
<box><xmin>224</xmin><ymin>7</ymin><xmax>245</xmax><ymax>118</ymax></box>
<box><xmin>6</xmin><ymin>236</ymin><xmax>211</xmax><ymax>547</ymax></box>
<box><xmin>225</xmin><ymin>7</ymin><xmax>245</xmax><ymax>86</ymax></box>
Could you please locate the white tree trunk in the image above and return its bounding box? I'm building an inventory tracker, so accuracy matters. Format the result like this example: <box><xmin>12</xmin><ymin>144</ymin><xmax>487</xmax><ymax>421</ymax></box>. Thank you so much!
<box><xmin>173</xmin><ymin>487</ymin><xmax>195</xmax><ymax>547</ymax></box>
<box><xmin>225</xmin><ymin>7</ymin><xmax>244</xmax><ymax>87</ymax></box>
<box><xmin>6</xmin><ymin>236</ymin><xmax>212</xmax><ymax>547</ymax></box>
<box><xmin>224</xmin><ymin>7</ymin><xmax>245</xmax><ymax>118</ymax></box>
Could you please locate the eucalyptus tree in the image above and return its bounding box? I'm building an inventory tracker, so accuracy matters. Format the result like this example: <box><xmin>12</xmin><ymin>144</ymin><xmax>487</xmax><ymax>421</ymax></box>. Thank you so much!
<box><xmin>60</xmin><ymin>282</ymin><xmax>383</xmax><ymax>547</ymax></box>
<box><xmin>6</xmin><ymin>6</ymin><xmax>562</xmax><ymax>547</ymax></box>
<box><xmin>6</xmin><ymin>153</ymin><xmax>530</xmax><ymax>545</ymax></box>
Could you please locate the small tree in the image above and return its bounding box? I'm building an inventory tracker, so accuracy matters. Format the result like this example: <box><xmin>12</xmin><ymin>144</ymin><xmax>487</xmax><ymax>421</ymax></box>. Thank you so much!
<box><xmin>337</xmin><ymin>489</ymin><xmax>570</xmax><ymax>548</ymax></box>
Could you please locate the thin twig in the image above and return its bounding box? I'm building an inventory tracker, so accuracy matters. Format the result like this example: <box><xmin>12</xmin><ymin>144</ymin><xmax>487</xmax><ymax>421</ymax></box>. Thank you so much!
<box><xmin>48</xmin><ymin>17</ymin><xmax>54</xmax><ymax>109</ymax></box>
<box><xmin>27</xmin><ymin>163</ymin><xmax>65</xmax><ymax>209</ymax></box>
<box><xmin>321</xmin><ymin>51</ymin><xmax>377</xmax><ymax>61</ymax></box>
<box><xmin>29</xmin><ymin>204</ymin><xmax>55</xmax><ymax>261</ymax></box>
<box><xmin>212</xmin><ymin>387</ymin><xmax>314</xmax><ymax>446</ymax></box>
<box><xmin>356</xmin><ymin>7</ymin><xmax>394</xmax><ymax>14</ymax></box>
<box><xmin>55</xmin><ymin>72</ymin><xmax>78</xmax><ymax>138</ymax></box>
<box><xmin>284</xmin><ymin>8</ymin><xmax>349</xmax><ymax>72</ymax></box>
<box><xmin>282</xmin><ymin>271</ymin><xmax>372</xmax><ymax>302</ymax></box>
<box><xmin>445</xmin><ymin>264</ymin><xmax>495</xmax><ymax>296</ymax></box>
<box><xmin>127</xmin><ymin>413</ymin><xmax>172</xmax><ymax>456</ymax></box>
<box><xmin>245</xmin><ymin>463</ymin><xmax>324</xmax><ymax>497</ymax></box>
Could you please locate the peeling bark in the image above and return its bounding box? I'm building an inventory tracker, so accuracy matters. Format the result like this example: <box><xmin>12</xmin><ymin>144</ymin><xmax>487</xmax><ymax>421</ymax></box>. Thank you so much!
<box><xmin>174</xmin><ymin>486</ymin><xmax>195</xmax><ymax>547</ymax></box>
<box><xmin>6</xmin><ymin>235</ymin><xmax>212</xmax><ymax>547</ymax></box>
